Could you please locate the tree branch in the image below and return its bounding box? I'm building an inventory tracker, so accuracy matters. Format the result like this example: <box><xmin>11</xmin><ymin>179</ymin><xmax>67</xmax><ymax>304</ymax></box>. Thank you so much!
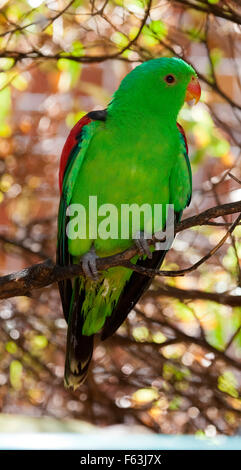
<box><xmin>172</xmin><ymin>0</ymin><xmax>241</xmax><ymax>25</ymax></box>
<box><xmin>0</xmin><ymin>201</ymin><xmax>241</xmax><ymax>302</ymax></box>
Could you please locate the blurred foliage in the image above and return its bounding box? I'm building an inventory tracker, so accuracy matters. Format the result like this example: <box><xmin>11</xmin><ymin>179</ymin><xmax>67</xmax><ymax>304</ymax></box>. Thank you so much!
<box><xmin>0</xmin><ymin>0</ymin><xmax>240</xmax><ymax>436</ymax></box>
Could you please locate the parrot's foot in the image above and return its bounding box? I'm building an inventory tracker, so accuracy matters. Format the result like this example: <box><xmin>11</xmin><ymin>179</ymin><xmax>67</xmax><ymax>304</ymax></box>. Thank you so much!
<box><xmin>134</xmin><ymin>231</ymin><xmax>152</xmax><ymax>259</ymax></box>
<box><xmin>81</xmin><ymin>246</ymin><xmax>99</xmax><ymax>281</ymax></box>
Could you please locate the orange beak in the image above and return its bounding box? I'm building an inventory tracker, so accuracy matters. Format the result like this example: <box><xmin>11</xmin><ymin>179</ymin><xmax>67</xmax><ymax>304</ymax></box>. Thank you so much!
<box><xmin>185</xmin><ymin>76</ymin><xmax>201</xmax><ymax>105</ymax></box>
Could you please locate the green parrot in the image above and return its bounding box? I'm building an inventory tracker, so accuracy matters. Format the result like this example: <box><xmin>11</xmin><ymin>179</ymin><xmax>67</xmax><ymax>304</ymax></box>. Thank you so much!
<box><xmin>57</xmin><ymin>57</ymin><xmax>201</xmax><ymax>389</ymax></box>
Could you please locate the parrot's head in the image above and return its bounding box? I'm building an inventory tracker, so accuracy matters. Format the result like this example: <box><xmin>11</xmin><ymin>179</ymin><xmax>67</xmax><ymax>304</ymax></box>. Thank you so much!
<box><xmin>112</xmin><ymin>57</ymin><xmax>201</xmax><ymax>120</ymax></box>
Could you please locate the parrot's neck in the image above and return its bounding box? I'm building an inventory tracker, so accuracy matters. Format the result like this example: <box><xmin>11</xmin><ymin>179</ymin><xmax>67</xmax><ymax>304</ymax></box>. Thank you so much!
<box><xmin>104</xmin><ymin>98</ymin><xmax>181</xmax><ymax>165</ymax></box>
<box><xmin>107</xmin><ymin>95</ymin><xmax>179</xmax><ymax>132</ymax></box>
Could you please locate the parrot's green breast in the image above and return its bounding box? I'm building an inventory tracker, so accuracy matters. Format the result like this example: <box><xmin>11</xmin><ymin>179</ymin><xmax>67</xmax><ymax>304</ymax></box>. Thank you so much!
<box><xmin>68</xmin><ymin>118</ymin><xmax>180</xmax><ymax>258</ymax></box>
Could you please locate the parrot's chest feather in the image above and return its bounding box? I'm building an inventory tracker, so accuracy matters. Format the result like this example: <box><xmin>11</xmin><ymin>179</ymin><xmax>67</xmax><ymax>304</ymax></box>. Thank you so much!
<box><xmin>69</xmin><ymin>120</ymin><xmax>181</xmax><ymax>257</ymax></box>
<box><xmin>92</xmin><ymin>120</ymin><xmax>179</xmax><ymax>177</ymax></box>
<box><xmin>72</xmin><ymin>120</ymin><xmax>181</xmax><ymax>208</ymax></box>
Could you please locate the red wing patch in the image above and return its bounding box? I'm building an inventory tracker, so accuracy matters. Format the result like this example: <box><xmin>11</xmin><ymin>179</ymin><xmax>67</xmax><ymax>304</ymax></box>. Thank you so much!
<box><xmin>59</xmin><ymin>115</ymin><xmax>91</xmax><ymax>192</ymax></box>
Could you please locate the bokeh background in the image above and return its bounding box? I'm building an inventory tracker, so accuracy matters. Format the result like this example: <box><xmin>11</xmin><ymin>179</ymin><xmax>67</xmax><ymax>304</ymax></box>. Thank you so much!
<box><xmin>0</xmin><ymin>0</ymin><xmax>241</xmax><ymax>437</ymax></box>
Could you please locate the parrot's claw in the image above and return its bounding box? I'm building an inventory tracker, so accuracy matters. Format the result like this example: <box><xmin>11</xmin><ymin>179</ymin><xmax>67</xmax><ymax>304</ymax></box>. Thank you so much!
<box><xmin>134</xmin><ymin>231</ymin><xmax>152</xmax><ymax>259</ymax></box>
<box><xmin>81</xmin><ymin>247</ymin><xmax>99</xmax><ymax>281</ymax></box>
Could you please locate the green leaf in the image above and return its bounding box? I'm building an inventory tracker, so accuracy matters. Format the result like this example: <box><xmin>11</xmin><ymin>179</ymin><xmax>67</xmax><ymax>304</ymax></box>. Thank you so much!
<box><xmin>210</xmin><ymin>48</ymin><xmax>223</xmax><ymax>67</ymax></box>
<box><xmin>32</xmin><ymin>335</ymin><xmax>48</xmax><ymax>350</ymax></box>
<box><xmin>12</xmin><ymin>74</ymin><xmax>28</xmax><ymax>91</ymax></box>
<box><xmin>0</xmin><ymin>86</ymin><xmax>11</xmax><ymax>120</ymax></box>
<box><xmin>71</xmin><ymin>40</ymin><xmax>84</xmax><ymax>58</ymax></box>
<box><xmin>169</xmin><ymin>396</ymin><xmax>182</xmax><ymax>410</ymax></box>
<box><xmin>0</xmin><ymin>86</ymin><xmax>12</xmax><ymax>137</ymax></box>
<box><xmin>132</xmin><ymin>388</ymin><xmax>159</xmax><ymax>405</ymax></box>
<box><xmin>10</xmin><ymin>360</ymin><xmax>23</xmax><ymax>390</ymax></box>
<box><xmin>73</xmin><ymin>0</ymin><xmax>83</xmax><ymax>6</ymax></box>
<box><xmin>0</xmin><ymin>122</ymin><xmax>12</xmax><ymax>137</ymax></box>
<box><xmin>152</xmin><ymin>331</ymin><xmax>166</xmax><ymax>344</ymax></box>
<box><xmin>223</xmin><ymin>246</ymin><xmax>238</xmax><ymax>273</ymax></box>
<box><xmin>0</xmin><ymin>58</ymin><xmax>15</xmax><ymax>71</ymax></box>
<box><xmin>132</xmin><ymin>326</ymin><xmax>149</xmax><ymax>342</ymax></box>
<box><xmin>149</xmin><ymin>20</ymin><xmax>167</xmax><ymax>40</ymax></box>
<box><xmin>186</xmin><ymin>28</ymin><xmax>204</xmax><ymax>42</ymax></box>
<box><xmin>6</xmin><ymin>341</ymin><xmax>18</xmax><ymax>354</ymax></box>
<box><xmin>57</xmin><ymin>58</ymin><xmax>82</xmax><ymax>90</ymax></box>
<box><xmin>142</xmin><ymin>26</ymin><xmax>159</xmax><ymax>47</ymax></box>
<box><xmin>163</xmin><ymin>363</ymin><xmax>190</xmax><ymax>381</ymax></box>
<box><xmin>218</xmin><ymin>371</ymin><xmax>239</xmax><ymax>398</ymax></box>
<box><xmin>174</xmin><ymin>301</ymin><xmax>194</xmax><ymax>322</ymax></box>
<box><xmin>111</xmin><ymin>32</ymin><xmax>129</xmax><ymax>48</ymax></box>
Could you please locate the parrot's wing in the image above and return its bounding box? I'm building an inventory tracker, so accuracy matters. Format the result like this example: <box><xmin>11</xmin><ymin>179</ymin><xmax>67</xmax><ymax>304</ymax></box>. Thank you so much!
<box><xmin>57</xmin><ymin>111</ymin><xmax>107</xmax><ymax>321</ymax></box>
<box><xmin>177</xmin><ymin>122</ymin><xmax>192</xmax><ymax>209</ymax></box>
<box><xmin>57</xmin><ymin>111</ymin><xmax>108</xmax><ymax>387</ymax></box>
<box><xmin>101</xmin><ymin>124</ymin><xmax>192</xmax><ymax>340</ymax></box>
<box><xmin>59</xmin><ymin>115</ymin><xmax>90</xmax><ymax>193</ymax></box>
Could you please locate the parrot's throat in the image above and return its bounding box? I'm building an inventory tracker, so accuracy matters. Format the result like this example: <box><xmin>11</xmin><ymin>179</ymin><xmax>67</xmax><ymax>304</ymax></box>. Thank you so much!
<box><xmin>108</xmin><ymin>102</ymin><xmax>178</xmax><ymax>137</ymax></box>
<box><xmin>108</xmin><ymin>93</ymin><xmax>179</xmax><ymax>131</ymax></box>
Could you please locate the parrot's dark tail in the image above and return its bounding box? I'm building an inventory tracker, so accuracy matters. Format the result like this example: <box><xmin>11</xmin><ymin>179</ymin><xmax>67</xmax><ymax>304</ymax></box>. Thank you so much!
<box><xmin>64</xmin><ymin>280</ymin><xmax>94</xmax><ymax>390</ymax></box>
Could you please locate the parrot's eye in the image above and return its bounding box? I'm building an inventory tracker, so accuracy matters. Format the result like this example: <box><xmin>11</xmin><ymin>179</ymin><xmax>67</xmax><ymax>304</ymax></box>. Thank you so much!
<box><xmin>164</xmin><ymin>74</ymin><xmax>175</xmax><ymax>84</ymax></box>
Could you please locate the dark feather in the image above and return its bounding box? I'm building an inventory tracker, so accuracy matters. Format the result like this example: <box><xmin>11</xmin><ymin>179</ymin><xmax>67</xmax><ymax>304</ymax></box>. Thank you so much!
<box><xmin>64</xmin><ymin>279</ymin><xmax>94</xmax><ymax>388</ymax></box>
<box><xmin>87</xmin><ymin>109</ymin><xmax>107</xmax><ymax>121</ymax></box>
<box><xmin>101</xmin><ymin>249</ymin><xmax>167</xmax><ymax>340</ymax></box>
